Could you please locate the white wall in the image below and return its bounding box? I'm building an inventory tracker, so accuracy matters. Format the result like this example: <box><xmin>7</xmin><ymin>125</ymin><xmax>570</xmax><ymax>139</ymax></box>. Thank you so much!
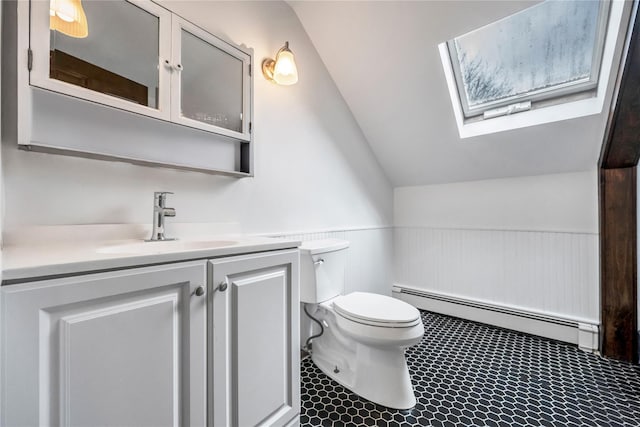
<box><xmin>395</xmin><ymin>171</ymin><xmax>598</xmax><ymax>233</ymax></box>
<box><xmin>1</xmin><ymin>1</ymin><xmax>393</xmax><ymax>298</ymax></box>
<box><xmin>394</xmin><ymin>171</ymin><xmax>599</xmax><ymax>322</ymax></box>
<box><xmin>2</xmin><ymin>1</ymin><xmax>392</xmax><ymax>232</ymax></box>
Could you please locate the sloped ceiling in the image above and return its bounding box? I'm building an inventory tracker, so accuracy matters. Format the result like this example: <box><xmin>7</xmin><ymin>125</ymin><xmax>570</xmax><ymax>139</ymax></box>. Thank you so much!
<box><xmin>290</xmin><ymin>1</ymin><xmax>628</xmax><ymax>187</ymax></box>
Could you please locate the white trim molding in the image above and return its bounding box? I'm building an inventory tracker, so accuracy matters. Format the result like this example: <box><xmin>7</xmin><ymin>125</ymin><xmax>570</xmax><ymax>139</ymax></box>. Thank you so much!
<box><xmin>394</xmin><ymin>227</ymin><xmax>599</xmax><ymax>324</ymax></box>
<box><xmin>393</xmin><ymin>284</ymin><xmax>599</xmax><ymax>353</ymax></box>
<box><xmin>439</xmin><ymin>0</ymin><xmax>629</xmax><ymax>139</ymax></box>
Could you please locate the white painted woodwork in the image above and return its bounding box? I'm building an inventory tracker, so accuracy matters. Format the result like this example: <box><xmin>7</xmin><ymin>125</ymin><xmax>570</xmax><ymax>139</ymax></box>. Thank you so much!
<box><xmin>1</xmin><ymin>261</ymin><xmax>207</xmax><ymax>427</ymax></box>
<box><xmin>30</xmin><ymin>0</ymin><xmax>173</xmax><ymax>121</ymax></box>
<box><xmin>30</xmin><ymin>88</ymin><xmax>241</xmax><ymax>173</ymax></box>
<box><xmin>15</xmin><ymin>0</ymin><xmax>254</xmax><ymax>175</ymax></box>
<box><xmin>170</xmin><ymin>15</ymin><xmax>252</xmax><ymax>141</ymax></box>
<box><xmin>29</xmin><ymin>0</ymin><xmax>253</xmax><ymax>139</ymax></box>
<box><xmin>394</xmin><ymin>227</ymin><xmax>599</xmax><ymax>323</ymax></box>
<box><xmin>209</xmin><ymin>249</ymin><xmax>300</xmax><ymax>427</ymax></box>
<box><xmin>393</xmin><ymin>285</ymin><xmax>599</xmax><ymax>352</ymax></box>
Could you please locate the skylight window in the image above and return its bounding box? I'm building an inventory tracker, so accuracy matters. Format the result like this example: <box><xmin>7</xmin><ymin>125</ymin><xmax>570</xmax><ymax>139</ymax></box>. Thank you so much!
<box><xmin>447</xmin><ymin>0</ymin><xmax>610</xmax><ymax>120</ymax></box>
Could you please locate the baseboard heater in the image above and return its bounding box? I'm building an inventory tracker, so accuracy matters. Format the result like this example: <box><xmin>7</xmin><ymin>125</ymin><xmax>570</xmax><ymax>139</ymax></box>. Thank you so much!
<box><xmin>392</xmin><ymin>284</ymin><xmax>599</xmax><ymax>353</ymax></box>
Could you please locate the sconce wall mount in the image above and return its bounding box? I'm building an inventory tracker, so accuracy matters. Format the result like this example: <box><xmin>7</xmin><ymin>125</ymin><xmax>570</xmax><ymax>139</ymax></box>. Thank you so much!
<box><xmin>262</xmin><ymin>41</ymin><xmax>298</xmax><ymax>85</ymax></box>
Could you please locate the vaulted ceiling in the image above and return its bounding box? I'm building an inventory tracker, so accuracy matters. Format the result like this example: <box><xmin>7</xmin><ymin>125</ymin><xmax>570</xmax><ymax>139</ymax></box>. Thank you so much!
<box><xmin>290</xmin><ymin>1</ymin><xmax>630</xmax><ymax>187</ymax></box>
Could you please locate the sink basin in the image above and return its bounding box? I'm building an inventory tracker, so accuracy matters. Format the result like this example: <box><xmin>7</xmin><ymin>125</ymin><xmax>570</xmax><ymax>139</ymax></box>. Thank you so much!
<box><xmin>97</xmin><ymin>240</ymin><xmax>238</xmax><ymax>255</ymax></box>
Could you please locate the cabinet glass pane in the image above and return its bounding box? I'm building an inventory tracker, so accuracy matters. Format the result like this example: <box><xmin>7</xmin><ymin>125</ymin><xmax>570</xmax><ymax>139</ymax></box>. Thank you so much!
<box><xmin>49</xmin><ymin>1</ymin><xmax>160</xmax><ymax>108</ymax></box>
<box><xmin>181</xmin><ymin>30</ymin><xmax>243</xmax><ymax>133</ymax></box>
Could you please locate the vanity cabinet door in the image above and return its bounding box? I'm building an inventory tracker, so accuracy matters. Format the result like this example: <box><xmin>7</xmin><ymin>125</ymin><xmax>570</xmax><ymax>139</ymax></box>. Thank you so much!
<box><xmin>1</xmin><ymin>262</ymin><xmax>207</xmax><ymax>427</ymax></box>
<box><xmin>209</xmin><ymin>250</ymin><xmax>300</xmax><ymax>427</ymax></box>
<box><xmin>171</xmin><ymin>16</ymin><xmax>252</xmax><ymax>141</ymax></box>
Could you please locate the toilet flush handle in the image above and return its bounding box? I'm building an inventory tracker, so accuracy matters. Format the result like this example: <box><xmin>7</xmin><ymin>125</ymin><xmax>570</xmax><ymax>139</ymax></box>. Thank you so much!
<box><xmin>314</xmin><ymin>258</ymin><xmax>325</xmax><ymax>266</ymax></box>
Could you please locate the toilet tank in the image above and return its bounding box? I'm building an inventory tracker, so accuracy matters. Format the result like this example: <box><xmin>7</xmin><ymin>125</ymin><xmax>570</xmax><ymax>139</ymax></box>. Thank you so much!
<box><xmin>299</xmin><ymin>239</ymin><xmax>350</xmax><ymax>303</ymax></box>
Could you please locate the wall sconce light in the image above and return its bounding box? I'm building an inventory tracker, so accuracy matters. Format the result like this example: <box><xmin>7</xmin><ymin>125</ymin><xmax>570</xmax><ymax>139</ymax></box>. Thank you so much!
<box><xmin>262</xmin><ymin>41</ymin><xmax>299</xmax><ymax>85</ymax></box>
<box><xmin>50</xmin><ymin>0</ymin><xmax>88</xmax><ymax>38</ymax></box>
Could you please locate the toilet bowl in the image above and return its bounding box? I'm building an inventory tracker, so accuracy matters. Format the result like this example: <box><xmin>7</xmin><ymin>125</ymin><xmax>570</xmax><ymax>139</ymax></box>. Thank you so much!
<box><xmin>300</xmin><ymin>239</ymin><xmax>424</xmax><ymax>409</ymax></box>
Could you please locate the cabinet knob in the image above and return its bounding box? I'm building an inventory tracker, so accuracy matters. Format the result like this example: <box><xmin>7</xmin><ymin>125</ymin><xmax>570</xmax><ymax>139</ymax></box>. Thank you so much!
<box><xmin>216</xmin><ymin>282</ymin><xmax>228</xmax><ymax>292</ymax></box>
<box><xmin>194</xmin><ymin>286</ymin><xmax>206</xmax><ymax>297</ymax></box>
<box><xmin>174</xmin><ymin>63</ymin><xmax>183</xmax><ymax>71</ymax></box>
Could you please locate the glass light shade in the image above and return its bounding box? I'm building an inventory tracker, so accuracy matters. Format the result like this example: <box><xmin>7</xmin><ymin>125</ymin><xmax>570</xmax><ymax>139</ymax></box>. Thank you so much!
<box><xmin>273</xmin><ymin>49</ymin><xmax>298</xmax><ymax>85</ymax></box>
<box><xmin>50</xmin><ymin>0</ymin><xmax>88</xmax><ymax>38</ymax></box>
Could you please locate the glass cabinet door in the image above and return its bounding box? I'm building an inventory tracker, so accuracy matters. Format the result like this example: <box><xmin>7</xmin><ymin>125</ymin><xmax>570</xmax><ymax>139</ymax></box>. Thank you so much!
<box><xmin>171</xmin><ymin>17</ymin><xmax>252</xmax><ymax>141</ymax></box>
<box><xmin>30</xmin><ymin>0</ymin><xmax>172</xmax><ymax>120</ymax></box>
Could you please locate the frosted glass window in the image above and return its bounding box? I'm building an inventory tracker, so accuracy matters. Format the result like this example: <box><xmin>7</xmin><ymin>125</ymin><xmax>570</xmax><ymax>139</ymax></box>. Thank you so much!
<box><xmin>447</xmin><ymin>0</ymin><xmax>609</xmax><ymax>118</ymax></box>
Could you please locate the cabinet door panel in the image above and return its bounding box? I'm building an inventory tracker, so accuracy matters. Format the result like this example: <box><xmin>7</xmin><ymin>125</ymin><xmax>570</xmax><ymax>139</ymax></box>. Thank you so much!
<box><xmin>171</xmin><ymin>16</ymin><xmax>251</xmax><ymax>141</ymax></box>
<box><xmin>235</xmin><ymin>269</ymin><xmax>290</xmax><ymax>426</ymax></box>
<box><xmin>209</xmin><ymin>250</ymin><xmax>299</xmax><ymax>427</ymax></box>
<box><xmin>30</xmin><ymin>0</ymin><xmax>172</xmax><ymax>119</ymax></box>
<box><xmin>1</xmin><ymin>262</ymin><xmax>207</xmax><ymax>427</ymax></box>
<box><xmin>180</xmin><ymin>29</ymin><xmax>244</xmax><ymax>133</ymax></box>
<box><xmin>53</xmin><ymin>293</ymin><xmax>178</xmax><ymax>426</ymax></box>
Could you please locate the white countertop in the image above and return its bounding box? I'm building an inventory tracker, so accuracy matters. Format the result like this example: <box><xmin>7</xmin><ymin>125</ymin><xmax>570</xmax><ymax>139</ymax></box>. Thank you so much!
<box><xmin>2</xmin><ymin>224</ymin><xmax>301</xmax><ymax>283</ymax></box>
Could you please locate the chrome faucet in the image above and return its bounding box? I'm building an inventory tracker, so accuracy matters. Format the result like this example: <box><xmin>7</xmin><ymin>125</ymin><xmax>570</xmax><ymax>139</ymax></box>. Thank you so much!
<box><xmin>147</xmin><ymin>192</ymin><xmax>176</xmax><ymax>241</ymax></box>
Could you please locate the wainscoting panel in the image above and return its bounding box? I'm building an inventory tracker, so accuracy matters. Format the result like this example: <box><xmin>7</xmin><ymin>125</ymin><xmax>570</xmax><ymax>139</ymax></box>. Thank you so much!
<box><xmin>394</xmin><ymin>227</ymin><xmax>600</xmax><ymax>324</ymax></box>
<box><xmin>272</xmin><ymin>227</ymin><xmax>394</xmax><ymax>297</ymax></box>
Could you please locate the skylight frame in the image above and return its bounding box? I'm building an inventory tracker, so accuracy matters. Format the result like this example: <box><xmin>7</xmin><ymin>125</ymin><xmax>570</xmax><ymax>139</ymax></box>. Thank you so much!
<box><xmin>446</xmin><ymin>0</ymin><xmax>611</xmax><ymax>120</ymax></box>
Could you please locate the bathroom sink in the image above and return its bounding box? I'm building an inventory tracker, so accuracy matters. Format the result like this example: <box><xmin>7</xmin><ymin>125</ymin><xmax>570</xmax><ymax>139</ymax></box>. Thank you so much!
<box><xmin>96</xmin><ymin>239</ymin><xmax>238</xmax><ymax>255</ymax></box>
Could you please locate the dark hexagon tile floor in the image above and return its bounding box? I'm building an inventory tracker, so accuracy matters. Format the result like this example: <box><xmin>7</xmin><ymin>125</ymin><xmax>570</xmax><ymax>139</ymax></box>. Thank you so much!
<box><xmin>300</xmin><ymin>311</ymin><xmax>640</xmax><ymax>426</ymax></box>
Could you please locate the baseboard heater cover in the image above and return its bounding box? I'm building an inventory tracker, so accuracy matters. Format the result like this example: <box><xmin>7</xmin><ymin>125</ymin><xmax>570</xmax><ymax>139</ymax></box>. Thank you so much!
<box><xmin>392</xmin><ymin>284</ymin><xmax>599</xmax><ymax>353</ymax></box>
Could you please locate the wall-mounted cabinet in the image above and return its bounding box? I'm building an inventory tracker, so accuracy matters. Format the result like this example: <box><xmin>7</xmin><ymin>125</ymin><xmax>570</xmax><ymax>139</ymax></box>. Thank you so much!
<box><xmin>4</xmin><ymin>0</ymin><xmax>254</xmax><ymax>176</ymax></box>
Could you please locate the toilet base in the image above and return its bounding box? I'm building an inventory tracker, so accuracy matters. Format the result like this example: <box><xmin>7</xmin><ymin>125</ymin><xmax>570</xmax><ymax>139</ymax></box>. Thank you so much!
<box><xmin>311</xmin><ymin>333</ymin><xmax>417</xmax><ymax>410</ymax></box>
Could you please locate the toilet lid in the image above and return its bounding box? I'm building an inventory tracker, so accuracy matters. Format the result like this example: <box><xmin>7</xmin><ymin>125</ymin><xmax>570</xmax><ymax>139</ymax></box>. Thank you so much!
<box><xmin>333</xmin><ymin>292</ymin><xmax>420</xmax><ymax>327</ymax></box>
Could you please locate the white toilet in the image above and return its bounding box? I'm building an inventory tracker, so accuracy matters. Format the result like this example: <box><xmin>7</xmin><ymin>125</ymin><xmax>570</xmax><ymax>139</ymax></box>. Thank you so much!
<box><xmin>300</xmin><ymin>239</ymin><xmax>424</xmax><ymax>409</ymax></box>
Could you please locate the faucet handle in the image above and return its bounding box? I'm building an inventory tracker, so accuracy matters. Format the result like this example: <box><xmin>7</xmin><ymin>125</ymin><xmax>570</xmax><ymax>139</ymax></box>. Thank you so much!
<box><xmin>154</xmin><ymin>191</ymin><xmax>173</xmax><ymax>203</ymax></box>
<box><xmin>154</xmin><ymin>191</ymin><xmax>174</xmax><ymax>208</ymax></box>
<box><xmin>154</xmin><ymin>191</ymin><xmax>174</xmax><ymax>197</ymax></box>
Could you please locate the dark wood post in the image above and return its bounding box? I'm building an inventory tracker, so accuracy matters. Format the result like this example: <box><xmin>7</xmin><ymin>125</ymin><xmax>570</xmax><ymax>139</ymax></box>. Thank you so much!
<box><xmin>599</xmin><ymin>2</ymin><xmax>640</xmax><ymax>363</ymax></box>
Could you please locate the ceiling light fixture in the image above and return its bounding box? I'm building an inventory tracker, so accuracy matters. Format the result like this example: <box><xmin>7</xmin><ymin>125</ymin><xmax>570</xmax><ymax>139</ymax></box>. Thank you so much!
<box><xmin>50</xmin><ymin>0</ymin><xmax>88</xmax><ymax>38</ymax></box>
<box><xmin>262</xmin><ymin>41</ymin><xmax>298</xmax><ymax>85</ymax></box>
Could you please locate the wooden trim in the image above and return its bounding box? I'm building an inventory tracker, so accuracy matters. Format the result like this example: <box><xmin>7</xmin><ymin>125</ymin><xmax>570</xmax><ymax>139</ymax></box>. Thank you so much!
<box><xmin>601</xmin><ymin>3</ymin><xmax>640</xmax><ymax>168</ymax></box>
<box><xmin>598</xmin><ymin>1</ymin><xmax>639</xmax><ymax>363</ymax></box>
<box><xmin>50</xmin><ymin>50</ymin><xmax>149</xmax><ymax>107</ymax></box>
<box><xmin>599</xmin><ymin>167</ymin><xmax>638</xmax><ymax>362</ymax></box>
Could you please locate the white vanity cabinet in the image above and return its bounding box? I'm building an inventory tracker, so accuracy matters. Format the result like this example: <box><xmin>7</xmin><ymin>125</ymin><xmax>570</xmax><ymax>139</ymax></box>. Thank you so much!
<box><xmin>209</xmin><ymin>250</ymin><xmax>300</xmax><ymax>427</ymax></box>
<box><xmin>1</xmin><ymin>248</ymin><xmax>300</xmax><ymax>427</ymax></box>
<box><xmin>1</xmin><ymin>261</ymin><xmax>208</xmax><ymax>427</ymax></box>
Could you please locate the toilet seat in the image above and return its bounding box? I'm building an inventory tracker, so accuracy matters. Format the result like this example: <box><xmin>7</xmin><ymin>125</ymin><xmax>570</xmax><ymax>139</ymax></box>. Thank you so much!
<box><xmin>333</xmin><ymin>292</ymin><xmax>421</xmax><ymax>328</ymax></box>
